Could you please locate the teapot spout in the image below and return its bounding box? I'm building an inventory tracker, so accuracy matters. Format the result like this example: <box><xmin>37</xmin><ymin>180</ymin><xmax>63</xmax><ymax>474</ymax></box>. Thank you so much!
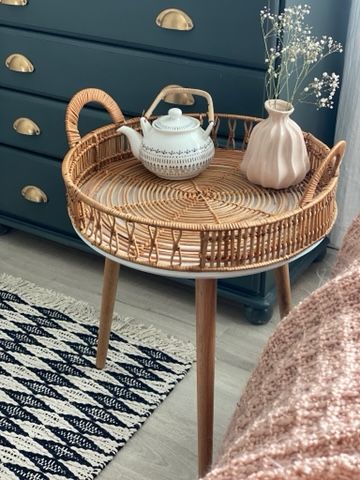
<box><xmin>117</xmin><ymin>125</ymin><xmax>142</xmax><ymax>160</ymax></box>
<box><xmin>203</xmin><ymin>121</ymin><xmax>214</xmax><ymax>139</ymax></box>
<box><xmin>140</xmin><ymin>117</ymin><xmax>152</xmax><ymax>136</ymax></box>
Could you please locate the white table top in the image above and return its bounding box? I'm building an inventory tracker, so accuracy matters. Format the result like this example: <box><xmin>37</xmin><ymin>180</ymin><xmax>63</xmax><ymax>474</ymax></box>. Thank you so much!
<box><xmin>75</xmin><ymin>229</ymin><xmax>322</xmax><ymax>279</ymax></box>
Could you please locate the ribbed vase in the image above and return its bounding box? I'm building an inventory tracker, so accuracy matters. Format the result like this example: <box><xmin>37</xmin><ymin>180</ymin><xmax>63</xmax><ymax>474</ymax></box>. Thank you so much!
<box><xmin>241</xmin><ymin>99</ymin><xmax>310</xmax><ymax>189</ymax></box>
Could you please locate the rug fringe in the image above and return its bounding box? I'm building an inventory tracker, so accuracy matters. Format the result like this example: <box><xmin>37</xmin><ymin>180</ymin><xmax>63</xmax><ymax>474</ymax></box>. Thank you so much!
<box><xmin>0</xmin><ymin>273</ymin><xmax>195</xmax><ymax>364</ymax></box>
<box><xmin>112</xmin><ymin>315</ymin><xmax>195</xmax><ymax>364</ymax></box>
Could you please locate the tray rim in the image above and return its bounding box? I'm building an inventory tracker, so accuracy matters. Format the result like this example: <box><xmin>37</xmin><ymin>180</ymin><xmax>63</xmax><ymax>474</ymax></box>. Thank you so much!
<box><xmin>62</xmin><ymin>116</ymin><xmax>334</xmax><ymax>233</ymax></box>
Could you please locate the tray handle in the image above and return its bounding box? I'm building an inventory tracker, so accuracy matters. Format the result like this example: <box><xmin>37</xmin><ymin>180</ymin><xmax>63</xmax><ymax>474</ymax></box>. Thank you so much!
<box><xmin>144</xmin><ymin>86</ymin><xmax>214</xmax><ymax>123</ymax></box>
<box><xmin>66</xmin><ymin>88</ymin><xmax>125</xmax><ymax>148</ymax></box>
<box><xmin>300</xmin><ymin>140</ymin><xmax>346</xmax><ymax>206</ymax></box>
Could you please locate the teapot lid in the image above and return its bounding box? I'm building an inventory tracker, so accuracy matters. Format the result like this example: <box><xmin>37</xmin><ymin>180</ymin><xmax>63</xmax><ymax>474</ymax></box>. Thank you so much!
<box><xmin>153</xmin><ymin>108</ymin><xmax>200</xmax><ymax>132</ymax></box>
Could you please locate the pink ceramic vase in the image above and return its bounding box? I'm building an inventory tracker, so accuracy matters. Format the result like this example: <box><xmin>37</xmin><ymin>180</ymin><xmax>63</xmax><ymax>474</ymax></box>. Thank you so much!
<box><xmin>241</xmin><ymin>99</ymin><xmax>310</xmax><ymax>189</ymax></box>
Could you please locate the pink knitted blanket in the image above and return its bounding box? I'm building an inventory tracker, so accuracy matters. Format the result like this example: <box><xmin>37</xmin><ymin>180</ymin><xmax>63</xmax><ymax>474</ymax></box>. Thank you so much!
<box><xmin>205</xmin><ymin>215</ymin><xmax>360</xmax><ymax>480</ymax></box>
<box><xmin>332</xmin><ymin>213</ymin><xmax>360</xmax><ymax>277</ymax></box>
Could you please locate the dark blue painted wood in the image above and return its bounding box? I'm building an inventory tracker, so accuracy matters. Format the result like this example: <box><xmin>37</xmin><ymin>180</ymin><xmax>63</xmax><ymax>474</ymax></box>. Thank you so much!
<box><xmin>0</xmin><ymin>0</ymin><xmax>279</xmax><ymax>69</ymax></box>
<box><xmin>0</xmin><ymin>215</ymin><xmax>82</xmax><ymax>248</ymax></box>
<box><xmin>0</xmin><ymin>88</ymin><xmax>114</xmax><ymax>158</ymax></box>
<box><xmin>0</xmin><ymin>144</ymin><xmax>74</xmax><ymax>235</ymax></box>
<box><xmin>0</xmin><ymin>27</ymin><xmax>266</xmax><ymax>119</ymax></box>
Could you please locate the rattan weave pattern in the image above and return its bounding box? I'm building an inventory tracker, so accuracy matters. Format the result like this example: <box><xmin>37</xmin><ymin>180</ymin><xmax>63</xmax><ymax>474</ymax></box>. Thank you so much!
<box><xmin>62</xmin><ymin>89</ymin><xmax>345</xmax><ymax>273</ymax></box>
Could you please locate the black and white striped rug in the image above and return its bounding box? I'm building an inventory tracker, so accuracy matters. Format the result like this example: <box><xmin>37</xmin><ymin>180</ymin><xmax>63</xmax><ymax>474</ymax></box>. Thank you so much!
<box><xmin>0</xmin><ymin>274</ymin><xmax>194</xmax><ymax>480</ymax></box>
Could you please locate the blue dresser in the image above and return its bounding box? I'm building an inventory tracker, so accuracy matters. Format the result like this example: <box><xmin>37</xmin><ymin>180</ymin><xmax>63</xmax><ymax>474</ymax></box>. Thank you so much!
<box><xmin>0</xmin><ymin>0</ymin><xmax>349</xmax><ymax>322</ymax></box>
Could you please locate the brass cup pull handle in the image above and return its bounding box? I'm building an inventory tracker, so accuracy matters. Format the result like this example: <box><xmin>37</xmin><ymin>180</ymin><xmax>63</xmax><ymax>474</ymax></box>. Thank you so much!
<box><xmin>0</xmin><ymin>0</ymin><xmax>28</xmax><ymax>5</ymax></box>
<box><xmin>156</xmin><ymin>9</ymin><xmax>194</xmax><ymax>31</ymax></box>
<box><xmin>13</xmin><ymin>118</ymin><xmax>41</xmax><ymax>136</ymax></box>
<box><xmin>163</xmin><ymin>84</ymin><xmax>195</xmax><ymax>106</ymax></box>
<box><xmin>5</xmin><ymin>53</ymin><xmax>34</xmax><ymax>73</ymax></box>
<box><xmin>21</xmin><ymin>185</ymin><xmax>48</xmax><ymax>203</ymax></box>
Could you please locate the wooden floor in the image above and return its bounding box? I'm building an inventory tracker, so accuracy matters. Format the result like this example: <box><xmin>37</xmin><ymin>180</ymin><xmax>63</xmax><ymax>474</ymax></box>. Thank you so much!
<box><xmin>0</xmin><ymin>229</ymin><xmax>336</xmax><ymax>480</ymax></box>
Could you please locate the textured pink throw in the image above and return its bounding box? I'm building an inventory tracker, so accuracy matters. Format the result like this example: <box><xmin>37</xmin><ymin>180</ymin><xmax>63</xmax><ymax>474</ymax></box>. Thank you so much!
<box><xmin>205</xmin><ymin>214</ymin><xmax>360</xmax><ymax>480</ymax></box>
<box><xmin>332</xmin><ymin>213</ymin><xmax>360</xmax><ymax>277</ymax></box>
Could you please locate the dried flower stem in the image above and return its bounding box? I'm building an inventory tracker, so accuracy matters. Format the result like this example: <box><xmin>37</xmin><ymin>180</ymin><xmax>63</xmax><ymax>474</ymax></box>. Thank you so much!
<box><xmin>260</xmin><ymin>4</ymin><xmax>343</xmax><ymax>110</ymax></box>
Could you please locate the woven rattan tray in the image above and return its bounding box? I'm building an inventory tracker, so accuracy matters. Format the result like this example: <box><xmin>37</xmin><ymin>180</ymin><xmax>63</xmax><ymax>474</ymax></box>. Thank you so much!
<box><xmin>62</xmin><ymin>88</ymin><xmax>345</xmax><ymax>273</ymax></box>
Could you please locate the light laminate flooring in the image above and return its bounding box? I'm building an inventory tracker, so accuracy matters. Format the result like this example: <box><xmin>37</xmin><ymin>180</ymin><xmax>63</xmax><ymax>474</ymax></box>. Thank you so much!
<box><xmin>0</xmin><ymin>229</ymin><xmax>336</xmax><ymax>480</ymax></box>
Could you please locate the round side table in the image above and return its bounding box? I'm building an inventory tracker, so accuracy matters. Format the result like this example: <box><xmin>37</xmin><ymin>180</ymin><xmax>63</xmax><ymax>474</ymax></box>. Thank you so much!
<box><xmin>76</xmin><ymin>232</ymin><xmax>319</xmax><ymax>477</ymax></box>
<box><xmin>62</xmin><ymin>88</ymin><xmax>345</xmax><ymax>478</ymax></box>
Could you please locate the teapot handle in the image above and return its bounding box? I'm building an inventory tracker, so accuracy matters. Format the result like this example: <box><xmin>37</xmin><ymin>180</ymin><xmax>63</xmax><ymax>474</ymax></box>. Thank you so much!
<box><xmin>144</xmin><ymin>86</ymin><xmax>214</xmax><ymax>123</ymax></box>
<box><xmin>65</xmin><ymin>88</ymin><xmax>125</xmax><ymax>148</ymax></box>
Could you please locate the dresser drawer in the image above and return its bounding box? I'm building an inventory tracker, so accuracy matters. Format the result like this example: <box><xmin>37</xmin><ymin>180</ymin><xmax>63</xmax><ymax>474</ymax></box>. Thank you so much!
<box><xmin>0</xmin><ymin>1</ymin><xmax>278</xmax><ymax>69</ymax></box>
<box><xmin>0</xmin><ymin>27</ymin><xmax>266</xmax><ymax>119</ymax></box>
<box><xmin>0</xmin><ymin>89</ymin><xmax>112</xmax><ymax>159</ymax></box>
<box><xmin>0</xmin><ymin>145</ymin><xmax>73</xmax><ymax>235</ymax></box>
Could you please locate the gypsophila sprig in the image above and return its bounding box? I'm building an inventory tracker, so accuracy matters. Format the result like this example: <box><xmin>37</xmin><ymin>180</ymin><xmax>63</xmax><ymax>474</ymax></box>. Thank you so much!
<box><xmin>261</xmin><ymin>4</ymin><xmax>343</xmax><ymax>109</ymax></box>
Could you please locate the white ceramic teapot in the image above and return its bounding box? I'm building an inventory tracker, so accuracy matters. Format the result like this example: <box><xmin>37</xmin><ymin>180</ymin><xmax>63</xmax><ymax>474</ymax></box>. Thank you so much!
<box><xmin>118</xmin><ymin>86</ymin><xmax>215</xmax><ymax>180</ymax></box>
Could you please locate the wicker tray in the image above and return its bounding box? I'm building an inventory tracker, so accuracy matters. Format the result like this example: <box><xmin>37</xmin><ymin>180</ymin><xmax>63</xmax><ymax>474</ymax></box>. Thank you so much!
<box><xmin>62</xmin><ymin>88</ymin><xmax>345</xmax><ymax>273</ymax></box>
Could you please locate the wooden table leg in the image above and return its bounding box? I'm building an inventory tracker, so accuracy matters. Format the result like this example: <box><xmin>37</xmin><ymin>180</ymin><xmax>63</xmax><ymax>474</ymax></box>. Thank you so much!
<box><xmin>96</xmin><ymin>258</ymin><xmax>120</xmax><ymax>369</ymax></box>
<box><xmin>196</xmin><ymin>278</ymin><xmax>217</xmax><ymax>478</ymax></box>
<box><xmin>274</xmin><ymin>264</ymin><xmax>292</xmax><ymax>319</ymax></box>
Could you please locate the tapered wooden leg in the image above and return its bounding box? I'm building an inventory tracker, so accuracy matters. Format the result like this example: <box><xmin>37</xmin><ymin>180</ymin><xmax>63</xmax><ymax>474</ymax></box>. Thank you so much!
<box><xmin>196</xmin><ymin>278</ymin><xmax>217</xmax><ymax>478</ymax></box>
<box><xmin>274</xmin><ymin>264</ymin><xmax>292</xmax><ymax>319</ymax></box>
<box><xmin>96</xmin><ymin>258</ymin><xmax>120</xmax><ymax>369</ymax></box>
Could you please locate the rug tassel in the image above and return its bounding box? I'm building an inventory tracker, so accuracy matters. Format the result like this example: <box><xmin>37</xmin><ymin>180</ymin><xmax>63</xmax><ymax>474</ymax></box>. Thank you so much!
<box><xmin>112</xmin><ymin>315</ymin><xmax>195</xmax><ymax>364</ymax></box>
